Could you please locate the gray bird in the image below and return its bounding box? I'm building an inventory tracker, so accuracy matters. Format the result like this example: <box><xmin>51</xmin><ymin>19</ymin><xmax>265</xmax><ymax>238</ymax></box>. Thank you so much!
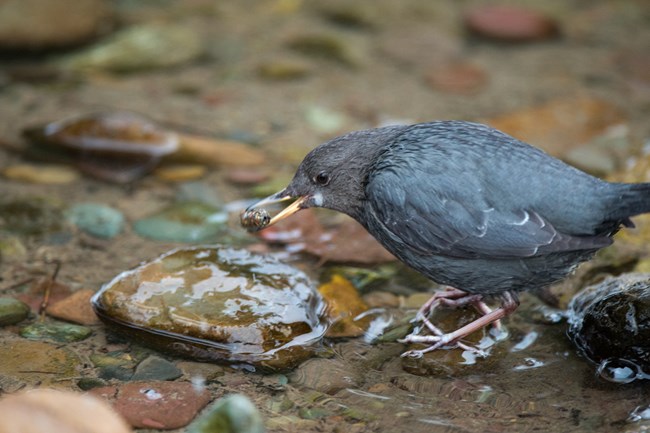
<box><xmin>242</xmin><ymin>121</ymin><xmax>650</xmax><ymax>357</ymax></box>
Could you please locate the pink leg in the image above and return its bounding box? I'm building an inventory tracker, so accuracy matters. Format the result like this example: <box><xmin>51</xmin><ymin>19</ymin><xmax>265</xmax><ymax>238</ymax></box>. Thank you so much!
<box><xmin>401</xmin><ymin>291</ymin><xmax>519</xmax><ymax>358</ymax></box>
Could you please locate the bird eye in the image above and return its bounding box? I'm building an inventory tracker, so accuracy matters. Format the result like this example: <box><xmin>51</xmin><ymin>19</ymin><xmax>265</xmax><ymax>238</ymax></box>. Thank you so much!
<box><xmin>314</xmin><ymin>171</ymin><xmax>330</xmax><ymax>186</ymax></box>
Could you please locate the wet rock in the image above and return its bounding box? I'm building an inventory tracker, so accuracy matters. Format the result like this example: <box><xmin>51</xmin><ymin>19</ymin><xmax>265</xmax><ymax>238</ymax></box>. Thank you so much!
<box><xmin>153</xmin><ymin>164</ymin><xmax>207</xmax><ymax>182</ymax></box>
<box><xmin>67</xmin><ymin>203</ymin><xmax>124</xmax><ymax>239</ymax></box>
<box><xmin>60</xmin><ymin>23</ymin><xmax>203</xmax><ymax>73</ymax></box>
<box><xmin>92</xmin><ymin>246</ymin><xmax>327</xmax><ymax>371</ymax></box>
<box><xmin>485</xmin><ymin>97</ymin><xmax>625</xmax><ymax>158</ymax></box>
<box><xmin>0</xmin><ymin>297</ymin><xmax>30</xmax><ymax>326</ymax></box>
<box><xmin>318</xmin><ymin>275</ymin><xmax>371</xmax><ymax>338</ymax></box>
<box><xmin>425</xmin><ymin>61</ymin><xmax>488</xmax><ymax>95</ymax></box>
<box><xmin>0</xmin><ymin>339</ymin><xmax>79</xmax><ymax>387</ymax></box>
<box><xmin>567</xmin><ymin>274</ymin><xmax>650</xmax><ymax>380</ymax></box>
<box><xmin>257</xmin><ymin>58</ymin><xmax>312</xmax><ymax>80</ymax></box>
<box><xmin>0</xmin><ymin>0</ymin><xmax>113</xmax><ymax>50</ymax></box>
<box><xmin>186</xmin><ymin>394</ymin><xmax>264</xmax><ymax>433</ymax></box>
<box><xmin>89</xmin><ymin>381</ymin><xmax>211</xmax><ymax>430</ymax></box>
<box><xmin>172</xmin><ymin>134</ymin><xmax>266</xmax><ymax>168</ymax></box>
<box><xmin>47</xmin><ymin>289</ymin><xmax>100</xmax><ymax>325</ymax></box>
<box><xmin>176</xmin><ymin>361</ymin><xmax>225</xmax><ymax>383</ymax></box>
<box><xmin>99</xmin><ymin>365</ymin><xmax>134</xmax><ymax>382</ymax></box>
<box><xmin>133</xmin><ymin>202</ymin><xmax>226</xmax><ymax>242</ymax></box>
<box><xmin>78</xmin><ymin>377</ymin><xmax>109</xmax><ymax>391</ymax></box>
<box><xmin>23</xmin><ymin>112</ymin><xmax>179</xmax><ymax>183</ymax></box>
<box><xmin>132</xmin><ymin>356</ymin><xmax>182</xmax><ymax>382</ymax></box>
<box><xmin>3</xmin><ymin>164</ymin><xmax>80</xmax><ymax>184</ymax></box>
<box><xmin>464</xmin><ymin>5</ymin><xmax>559</xmax><ymax>42</ymax></box>
<box><xmin>289</xmin><ymin>357</ymin><xmax>358</xmax><ymax>394</ymax></box>
<box><xmin>324</xmin><ymin>265</ymin><xmax>396</xmax><ymax>293</ymax></box>
<box><xmin>0</xmin><ymin>389</ymin><xmax>131</xmax><ymax>433</ymax></box>
<box><xmin>363</xmin><ymin>291</ymin><xmax>400</xmax><ymax>308</ymax></box>
<box><xmin>20</xmin><ymin>321</ymin><xmax>92</xmax><ymax>343</ymax></box>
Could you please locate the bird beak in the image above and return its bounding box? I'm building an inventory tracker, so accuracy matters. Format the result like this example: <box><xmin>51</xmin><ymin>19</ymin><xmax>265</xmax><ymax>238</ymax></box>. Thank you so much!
<box><xmin>244</xmin><ymin>189</ymin><xmax>309</xmax><ymax>228</ymax></box>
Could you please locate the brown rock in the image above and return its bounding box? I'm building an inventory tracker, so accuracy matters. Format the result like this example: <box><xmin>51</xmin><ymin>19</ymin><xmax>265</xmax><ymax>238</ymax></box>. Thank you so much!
<box><xmin>3</xmin><ymin>164</ymin><xmax>80</xmax><ymax>184</ymax></box>
<box><xmin>425</xmin><ymin>61</ymin><xmax>488</xmax><ymax>95</ymax></box>
<box><xmin>173</xmin><ymin>134</ymin><xmax>266</xmax><ymax>167</ymax></box>
<box><xmin>485</xmin><ymin>97</ymin><xmax>625</xmax><ymax>157</ymax></box>
<box><xmin>226</xmin><ymin>168</ymin><xmax>270</xmax><ymax>185</ymax></box>
<box><xmin>0</xmin><ymin>389</ymin><xmax>131</xmax><ymax>433</ymax></box>
<box><xmin>464</xmin><ymin>5</ymin><xmax>559</xmax><ymax>42</ymax></box>
<box><xmin>47</xmin><ymin>289</ymin><xmax>100</xmax><ymax>325</ymax></box>
<box><xmin>153</xmin><ymin>164</ymin><xmax>206</xmax><ymax>182</ymax></box>
<box><xmin>319</xmin><ymin>275</ymin><xmax>370</xmax><ymax>338</ymax></box>
<box><xmin>89</xmin><ymin>381</ymin><xmax>211</xmax><ymax>430</ymax></box>
<box><xmin>0</xmin><ymin>0</ymin><xmax>113</xmax><ymax>50</ymax></box>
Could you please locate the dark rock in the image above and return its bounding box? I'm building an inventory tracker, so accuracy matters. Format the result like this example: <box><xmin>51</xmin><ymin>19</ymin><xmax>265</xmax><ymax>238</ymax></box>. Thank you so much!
<box><xmin>20</xmin><ymin>321</ymin><xmax>92</xmax><ymax>343</ymax></box>
<box><xmin>568</xmin><ymin>273</ymin><xmax>650</xmax><ymax>380</ymax></box>
<box><xmin>0</xmin><ymin>297</ymin><xmax>30</xmax><ymax>326</ymax></box>
<box><xmin>132</xmin><ymin>356</ymin><xmax>182</xmax><ymax>381</ymax></box>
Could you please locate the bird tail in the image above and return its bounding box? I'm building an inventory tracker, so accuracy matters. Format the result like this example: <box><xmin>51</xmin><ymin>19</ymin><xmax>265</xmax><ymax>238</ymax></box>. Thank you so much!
<box><xmin>609</xmin><ymin>182</ymin><xmax>650</xmax><ymax>222</ymax></box>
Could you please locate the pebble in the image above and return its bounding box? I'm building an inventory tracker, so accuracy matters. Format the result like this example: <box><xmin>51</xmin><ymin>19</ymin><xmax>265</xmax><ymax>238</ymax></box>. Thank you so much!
<box><xmin>20</xmin><ymin>321</ymin><xmax>92</xmax><ymax>343</ymax></box>
<box><xmin>186</xmin><ymin>394</ymin><xmax>264</xmax><ymax>433</ymax></box>
<box><xmin>67</xmin><ymin>203</ymin><xmax>124</xmax><ymax>239</ymax></box>
<box><xmin>77</xmin><ymin>377</ymin><xmax>109</xmax><ymax>391</ymax></box>
<box><xmin>0</xmin><ymin>0</ymin><xmax>113</xmax><ymax>50</ymax></box>
<box><xmin>174</xmin><ymin>134</ymin><xmax>266</xmax><ymax>168</ymax></box>
<box><xmin>289</xmin><ymin>357</ymin><xmax>358</xmax><ymax>395</ymax></box>
<box><xmin>132</xmin><ymin>356</ymin><xmax>183</xmax><ymax>382</ymax></box>
<box><xmin>0</xmin><ymin>297</ymin><xmax>31</xmax><ymax>326</ymax></box>
<box><xmin>47</xmin><ymin>289</ymin><xmax>100</xmax><ymax>326</ymax></box>
<box><xmin>61</xmin><ymin>23</ymin><xmax>203</xmax><ymax>73</ymax></box>
<box><xmin>89</xmin><ymin>381</ymin><xmax>211</xmax><ymax>430</ymax></box>
<box><xmin>288</xmin><ymin>33</ymin><xmax>366</xmax><ymax>67</ymax></box>
<box><xmin>0</xmin><ymin>389</ymin><xmax>131</xmax><ymax>433</ymax></box>
<box><xmin>3</xmin><ymin>164</ymin><xmax>79</xmax><ymax>184</ymax></box>
<box><xmin>362</xmin><ymin>291</ymin><xmax>400</xmax><ymax>308</ymax></box>
<box><xmin>257</xmin><ymin>58</ymin><xmax>312</xmax><ymax>80</ymax></box>
<box><xmin>464</xmin><ymin>5</ymin><xmax>559</xmax><ymax>42</ymax></box>
<box><xmin>225</xmin><ymin>168</ymin><xmax>270</xmax><ymax>185</ymax></box>
<box><xmin>133</xmin><ymin>202</ymin><xmax>226</xmax><ymax>242</ymax></box>
<box><xmin>425</xmin><ymin>61</ymin><xmax>488</xmax><ymax>95</ymax></box>
<box><xmin>305</xmin><ymin>105</ymin><xmax>346</xmax><ymax>134</ymax></box>
<box><xmin>153</xmin><ymin>164</ymin><xmax>207</xmax><ymax>182</ymax></box>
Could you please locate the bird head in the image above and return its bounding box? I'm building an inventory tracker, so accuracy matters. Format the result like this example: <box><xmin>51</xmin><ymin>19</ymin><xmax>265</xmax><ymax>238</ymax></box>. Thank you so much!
<box><xmin>241</xmin><ymin>125</ymin><xmax>406</xmax><ymax>231</ymax></box>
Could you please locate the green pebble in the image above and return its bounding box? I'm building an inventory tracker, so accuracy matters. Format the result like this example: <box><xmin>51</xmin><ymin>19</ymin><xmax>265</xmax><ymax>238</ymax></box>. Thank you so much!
<box><xmin>20</xmin><ymin>322</ymin><xmax>92</xmax><ymax>343</ymax></box>
<box><xmin>133</xmin><ymin>202</ymin><xmax>226</xmax><ymax>242</ymax></box>
<box><xmin>0</xmin><ymin>297</ymin><xmax>31</xmax><ymax>326</ymax></box>
<box><xmin>67</xmin><ymin>203</ymin><xmax>124</xmax><ymax>239</ymax></box>
<box><xmin>186</xmin><ymin>394</ymin><xmax>265</xmax><ymax>433</ymax></box>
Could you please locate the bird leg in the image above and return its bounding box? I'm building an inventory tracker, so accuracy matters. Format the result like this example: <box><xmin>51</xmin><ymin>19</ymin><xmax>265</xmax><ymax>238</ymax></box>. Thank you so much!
<box><xmin>400</xmin><ymin>291</ymin><xmax>520</xmax><ymax>358</ymax></box>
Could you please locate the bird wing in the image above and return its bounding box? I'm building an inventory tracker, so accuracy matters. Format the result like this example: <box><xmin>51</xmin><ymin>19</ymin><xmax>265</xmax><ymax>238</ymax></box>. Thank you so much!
<box><xmin>366</xmin><ymin>168</ymin><xmax>612</xmax><ymax>260</ymax></box>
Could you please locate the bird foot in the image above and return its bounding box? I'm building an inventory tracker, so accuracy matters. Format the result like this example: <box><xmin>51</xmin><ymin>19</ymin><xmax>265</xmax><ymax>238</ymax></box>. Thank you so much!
<box><xmin>401</xmin><ymin>289</ymin><xmax>520</xmax><ymax>357</ymax></box>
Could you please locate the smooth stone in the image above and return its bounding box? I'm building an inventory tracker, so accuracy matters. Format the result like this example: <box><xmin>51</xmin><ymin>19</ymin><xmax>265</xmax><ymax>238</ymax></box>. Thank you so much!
<box><xmin>3</xmin><ymin>164</ymin><xmax>79</xmax><ymax>184</ymax></box>
<box><xmin>304</xmin><ymin>105</ymin><xmax>346</xmax><ymax>134</ymax></box>
<box><xmin>90</xmin><ymin>353</ymin><xmax>136</xmax><ymax>369</ymax></box>
<box><xmin>0</xmin><ymin>297</ymin><xmax>30</xmax><ymax>326</ymax></box>
<box><xmin>173</xmin><ymin>134</ymin><xmax>266</xmax><ymax>168</ymax></box>
<box><xmin>568</xmin><ymin>274</ymin><xmax>650</xmax><ymax>374</ymax></box>
<box><xmin>92</xmin><ymin>246</ymin><xmax>327</xmax><ymax>371</ymax></box>
<box><xmin>98</xmin><ymin>365</ymin><xmax>134</xmax><ymax>382</ymax></box>
<box><xmin>154</xmin><ymin>165</ymin><xmax>207</xmax><ymax>182</ymax></box>
<box><xmin>89</xmin><ymin>381</ymin><xmax>212</xmax><ymax>430</ymax></box>
<box><xmin>0</xmin><ymin>339</ymin><xmax>78</xmax><ymax>387</ymax></box>
<box><xmin>176</xmin><ymin>361</ymin><xmax>225</xmax><ymax>382</ymax></box>
<box><xmin>362</xmin><ymin>291</ymin><xmax>400</xmax><ymax>308</ymax></box>
<box><xmin>464</xmin><ymin>5</ymin><xmax>559</xmax><ymax>42</ymax></box>
<box><xmin>425</xmin><ymin>61</ymin><xmax>488</xmax><ymax>95</ymax></box>
<box><xmin>289</xmin><ymin>357</ymin><xmax>358</xmax><ymax>395</ymax></box>
<box><xmin>47</xmin><ymin>289</ymin><xmax>100</xmax><ymax>326</ymax></box>
<box><xmin>133</xmin><ymin>202</ymin><xmax>226</xmax><ymax>242</ymax></box>
<box><xmin>67</xmin><ymin>203</ymin><xmax>124</xmax><ymax>239</ymax></box>
<box><xmin>61</xmin><ymin>23</ymin><xmax>203</xmax><ymax>73</ymax></box>
<box><xmin>77</xmin><ymin>377</ymin><xmax>109</xmax><ymax>391</ymax></box>
<box><xmin>318</xmin><ymin>275</ymin><xmax>370</xmax><ymax>338</ymax></box>
<box><xmin>257</xmin><ymin>58</ymin><xmax>312</xmax><ymax>80</ymax></box>
<box><xmin>186</xmin><ymin>394</ymin><xmax>264</xmax><ymax>433</ymax></box>
<box><xmin>0</xmin><ymin>0</ymin><xmax>113</xmax><ymax>50</ymax></box>
<box><xmin>288</xmin><ymin>33</ymin><xmax>366</xmax><ymax>67</ymax></box>
<box><xmin>0</xmin><ymin>389</ymin><xmax>131</xmax><ymax>433</ymax></box>
<box><xmin>225</xmin><ymin>168</ymin><xmax>270</xmax><ymax>186</ymax></box>
<box><xmin>132</xmin><ymin>356</ymin><xmax>182</xmax><ymax>381</ymax></box>
<box><xmin>20</xmin><ymin>321</ymin><xmax>92</xmax><ymax>343</ymax></box>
